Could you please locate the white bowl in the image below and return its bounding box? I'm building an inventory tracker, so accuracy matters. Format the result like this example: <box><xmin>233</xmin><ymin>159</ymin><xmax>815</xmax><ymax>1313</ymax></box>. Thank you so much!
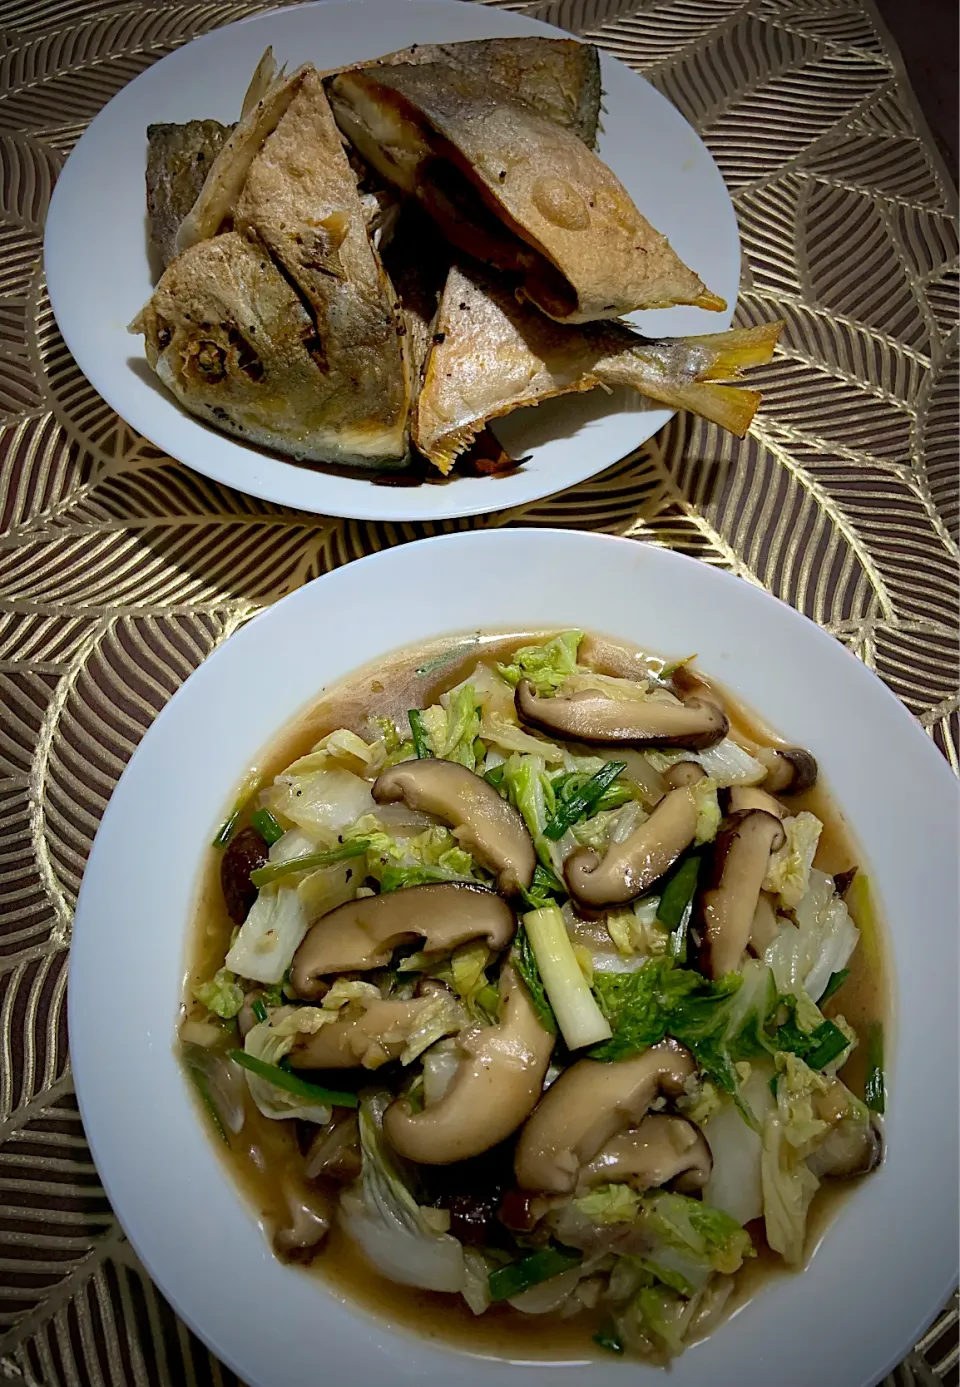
<box><xmin>69</xmin><ymin>530</ymin><xmax>959</xmax><ymax>1386</ymax></box>
<box><xmin>44</xmin><ymin>0</ymin><xmax>739</xmax><ymax>523</ymax></box>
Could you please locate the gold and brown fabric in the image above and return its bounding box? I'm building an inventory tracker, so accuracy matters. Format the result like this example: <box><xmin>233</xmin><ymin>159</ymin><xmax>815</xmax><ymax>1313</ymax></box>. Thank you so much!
<box><xmin>0</xmin><ymin>0</ymin><xmax>956</xmax><ymax>1380</ymax></box>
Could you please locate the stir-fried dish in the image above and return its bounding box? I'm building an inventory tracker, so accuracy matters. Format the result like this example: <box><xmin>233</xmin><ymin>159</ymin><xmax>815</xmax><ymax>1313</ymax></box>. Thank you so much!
<box><xmin>180</xmin><ymin>631</ymin><xmax>886</xmax><ymax>1363</ymax></box>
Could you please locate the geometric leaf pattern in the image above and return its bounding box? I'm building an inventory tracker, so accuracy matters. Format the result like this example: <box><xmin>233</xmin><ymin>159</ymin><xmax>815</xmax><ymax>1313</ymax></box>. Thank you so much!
<box><xmin>0</xmin><ymin>0</ymin><xmax>956</xmax><ymax>1382</ymax></box>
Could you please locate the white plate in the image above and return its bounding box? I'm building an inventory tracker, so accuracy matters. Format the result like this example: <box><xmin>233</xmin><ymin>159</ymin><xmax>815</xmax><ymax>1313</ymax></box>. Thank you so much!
<box><xmin>44</xmin><ymin>0</ymin><xmax>739</xmax><ymax>523</ymax></box>
<box><xmin>70</xmin><ymin>530</ymin><xmax>958</xmax><ymax>1387</ymax></box>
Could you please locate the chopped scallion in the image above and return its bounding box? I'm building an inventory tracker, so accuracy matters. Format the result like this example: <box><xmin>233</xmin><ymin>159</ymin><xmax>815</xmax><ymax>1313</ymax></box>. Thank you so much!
<box><xmin>229</xmin><ymin>1050</ymin><xmax>358</xmax><ymax>1108</ymax></box>
<box><xmin>657</xmin><ymin>853</ymin><xmax>701</xmax><ymax>931</ymax></box>
<box><xmin>483</xmin><ymin>765</ymin><xmax>505</xmax><ymax>790</ymax></box>
<box><xmin>211</xmin><ymin>767</ymin><xmax>262</xmax><ymax>849</ymax></box>
<box><xmin>544</xmin><ymin>761</ymin><xmax>626</xmax><ymax>840</ymax></box>
<box><xmin>487</xmin><ymin>1246</ymin><xmax>581</xmax><ymax>1302</ymax></box>
<box><xmin>804</xmin><ymin>1020</ymin><xmax>851</xmax><ymax>1070</ymax></box>
<box><xmin>657</xmin><ymin>852</ymin><xmax>702</xmax><ymax>964</ymax></box>
<box><xmin>251</xmin><ymin>997</ymin><xmax>268</xmax><ymax>1024</ymax></box>
<box><xmin>249</xmin><ymin>839</ymin><xmax>369</xmax><ymax>888</ymax></box>
<box><xmin>819</xmin><ymin>968</ymin><xmax>850</xmax><ymax>1006</ymax></box>
<box><xmin>251</xmin><ymin>808</ymin><xmax>284</xmax><ymax>846</ymax></box>
<box><xmin>523</xmin><ymin>906</ymin><xmax>611</xmax><ymax>1050</ymax></box>
<box><xmin>408</xmin><ymin>709</ymin><xmax>432</xmax><ymax>759</ymax></box>
<box><xmin>211</xmin><ymin>809</ymin><xmax>242</xmax><ymax>850</ymax></box>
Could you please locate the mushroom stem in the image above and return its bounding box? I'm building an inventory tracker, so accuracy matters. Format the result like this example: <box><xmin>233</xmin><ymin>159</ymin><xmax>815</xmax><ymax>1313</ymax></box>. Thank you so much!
<box><xmin>514</xmin><ymin>1040</ymin><xmax>696</xmax><ymax>1195</ymax></box>
<box><xmin>728</xmin><ymin>785</ymin><xmax>785</xmax><ymax>819</ymax></box>
<box><xmin>699</xmin><ymin>810</ymin><xmax>786</xmax><ymax>979</ymax></box>
<box><xmin>564</xmin><ymin>785</ymin><xmax>699</xmax><ymax>909</ymax></box>
<box><xmin>663</xmin><ymin>760</ymin><xmax>706</xmax><ymax>789</ymax></box>
<box><xmin>383</xmin><ymin>965</ymin><xmax>554</xmax><ymax>1164</ymax></box>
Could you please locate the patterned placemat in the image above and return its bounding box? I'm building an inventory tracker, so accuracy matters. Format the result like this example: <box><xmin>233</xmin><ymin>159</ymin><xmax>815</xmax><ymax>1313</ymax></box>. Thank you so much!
<box><xmin>0</xmin><ymin>0</ymin><xmax>956</xmax><ymax>1382</ymax></box>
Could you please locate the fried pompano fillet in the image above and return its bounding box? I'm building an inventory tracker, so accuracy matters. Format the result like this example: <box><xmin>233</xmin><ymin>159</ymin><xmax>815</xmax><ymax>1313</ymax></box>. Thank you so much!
<box><xmin>132</xmin><ymin>73</ymin><xmax>410</xmax><ymax>468</ymax></box>
<box><xmin>414</xmin><ymin>265</ymin><xmax>781</xmax><ymax>473</ymax></box>
<box><xmin>328</xmin><ymin>62</ymin><xmax>724</xmax><ymax>325</ymax></box>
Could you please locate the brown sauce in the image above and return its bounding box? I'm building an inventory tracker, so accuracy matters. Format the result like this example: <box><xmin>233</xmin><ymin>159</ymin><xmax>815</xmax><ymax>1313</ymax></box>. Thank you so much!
<box><xmin>180</xmin><ymin>630</ymin><xmax>888</xmax><ymax>1360</ymax></box>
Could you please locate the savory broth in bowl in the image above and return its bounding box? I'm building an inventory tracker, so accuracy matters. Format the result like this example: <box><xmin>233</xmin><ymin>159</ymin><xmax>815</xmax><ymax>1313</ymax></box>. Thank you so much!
<box><xmin>179</xmin><ymin>629</ymin><xmax>886</xmax><ymax>1364</ymax></box>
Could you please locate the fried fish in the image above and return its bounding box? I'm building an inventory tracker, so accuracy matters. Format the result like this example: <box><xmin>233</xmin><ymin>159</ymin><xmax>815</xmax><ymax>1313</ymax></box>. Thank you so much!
<box><xmin>132</xmin><ymin>73</ymin><xmax>410</xmax><ymax>468</ymax></box>
<box><xmin>413</xmin><ymin>265</ymin><xmax>780</xmax><ymax>473</ymax></box>
<box><xmin>175</xmin><ymin>63</ymin><xmax>309</xmax><ymax>255</ymax></box>
<box><xmin>328</xmin><ymin>63</ymin><xmax>724</xmax><ymax>324</ymax></box>
<box><xmin>146</xmin><ymin>120</ymin><xmax>231</xmax><ymax>268</ymax></box>
<box><xmin>370</xmin><ymin>36</ymin><xmax>602</xmax><ymax>148</ymax></box>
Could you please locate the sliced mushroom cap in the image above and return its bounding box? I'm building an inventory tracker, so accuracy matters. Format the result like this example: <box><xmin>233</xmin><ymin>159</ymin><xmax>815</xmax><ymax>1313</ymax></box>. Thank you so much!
<box><xmin>290</xmin><ymin>883</ymin><xmax>514</xmax><ymax>999</ymax></box>
<box><xmin>286</xmin><ymin>996</ymin><xmax>446</xmax><ymax>1069</ymax></box>
<box><xmin>582</xmin><ymin>1114</ymin><xmax>712</xmax><ymax>1194</ymax></box>
<box><xmin>699</xmin><ymin>809</ymin><xmax>786</xmax><ymax>979</ymax></box>
<box><xmin>383</xmin><ymin>965</ymin><xmax>553</xmax><ymax>1165</ymax></box>
<box><xmin>372</xmin><ymin>760</ymin><xmax>535</xmax><ymax>896</ymax></box>
<box><xmin>728</xmin><ymin>785</ymin><xmax>786</xmax><ymax>819</ymax></box>
<box><xmin>514</xmin><ymin>1039</ymin><xmax>696</xmax><ymax>1194</ymax></box>
<box><xmin>515</xmin><ymin>680</ymin><xmax>728</xmax><ymax>751</ymax></box>
<box><xmin>757</xmin><ymin>746</ymin><xmax>818</xmax><ymax>795</ymax></box>
<box><xmin>564</xmin><ymin>785</ymin><xmax>699</xmax><ymax>909</ymax></box>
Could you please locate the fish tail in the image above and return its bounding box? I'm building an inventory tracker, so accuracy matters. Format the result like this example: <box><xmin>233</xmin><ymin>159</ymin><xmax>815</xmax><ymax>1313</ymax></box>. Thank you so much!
<box><xmin>644</xmin><ymin>380</ymin><xmax>763</xmax><ymax>437</ymax></box>
<box><xmin>682</xmin><ymin>320</ymin><xmax>784</xmax><ymax>379</ymax></box>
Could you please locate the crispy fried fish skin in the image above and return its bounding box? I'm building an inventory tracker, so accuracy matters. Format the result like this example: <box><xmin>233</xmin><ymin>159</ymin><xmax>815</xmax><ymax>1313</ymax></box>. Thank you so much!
<box><xmin>131</xmin><ymin>229</ymin><xmax>410</xmax><ymax>468</ymax></box>
<box><xmin>370</xmin><ymin>36</ymin><xmax>602</xmax><ymax>147</ymax></box>
<box><xmin>328</xmin><ymin>63</ymin><xmax>723</xmax><ymax>324</ymax></box>
<box><xmin>413</xmin><ymin>266</ymin><xmax>780</xmax><ymax>472</ymax></box>
<box><xmin>146</xmin><ymin>120</ymin><xmax>231</xmax><ymax>268</ymax></box>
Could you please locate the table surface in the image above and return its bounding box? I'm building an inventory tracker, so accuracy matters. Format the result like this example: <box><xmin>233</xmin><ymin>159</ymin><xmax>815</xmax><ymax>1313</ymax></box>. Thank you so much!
<box><xmin>0</xmin><ymin>0</ymin><xmax>956</xmax><ymax>1383</ymax></box>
